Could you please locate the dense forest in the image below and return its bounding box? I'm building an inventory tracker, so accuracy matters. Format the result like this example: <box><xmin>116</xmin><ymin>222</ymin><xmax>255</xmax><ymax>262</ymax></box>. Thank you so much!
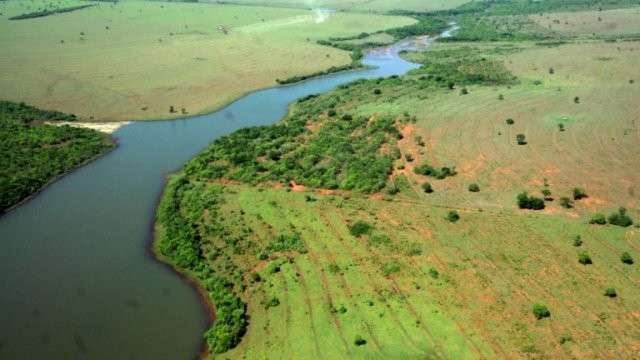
<box><xmin>0</xmin><ymin>101</ymin><xmax>114</xmax><ymax>212</ymax></box>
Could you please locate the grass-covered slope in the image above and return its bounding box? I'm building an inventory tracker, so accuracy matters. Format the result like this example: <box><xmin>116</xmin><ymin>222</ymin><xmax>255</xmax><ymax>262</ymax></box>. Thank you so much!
<box><xmin>0</xmin><ymin>101</ymin><xmax>114</xmax><ymax>212</ymax></box>
<box><xmin>157</xmin><ymin>40</ymin><xmax>639</xmax><ymax>358</ymax></box>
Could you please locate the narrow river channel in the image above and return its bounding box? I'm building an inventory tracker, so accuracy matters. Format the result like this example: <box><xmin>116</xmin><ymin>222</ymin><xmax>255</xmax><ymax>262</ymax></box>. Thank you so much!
<box><xmin>0</xmin><ymin>36</ymin><xmax>434</xmax><ymax>359</ymax></box>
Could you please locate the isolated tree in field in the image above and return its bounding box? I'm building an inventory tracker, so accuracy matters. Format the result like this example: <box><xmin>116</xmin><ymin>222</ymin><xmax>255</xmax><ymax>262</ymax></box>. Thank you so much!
<box><xmin>620</xmin><ymin>252</ymin><xmax>634</xmax><ymax>265</ymax></box>
<box><xmin>549</xmin><ymin>67</ymin><xmax>555</xmax><ymax>74</ymax></box>
<box><xmin>498</xmin><ymin>94</ymin><xmax>504</xmax><ymax>100</ymax></box>
<box><xmin>468</xmin><ymin>183</ymin><xmax>480</xmax><ymax>192</ymax></box>
<box><xmin>506</xmin><ymin>118</ymin><xmax>514</xmax><ymax>125</ymax></box>
<box><xmin>589</xmin><ymin>213</ymin><xmax>606</xmax><ymax>225</ymax></box>
<box><xmin>349</xmin><ymin>221</ymin><xmax>372</xmax><ymax>238</ymax></box>
<box><xmin>169</xmin><ymin>105</ymin><xmax>176</xmax><ymax>113</ymax></box>
<box><xmin>541</xmin><ymin>188</ymin><xmax>552</xmax><ymax>201</ymax></box>
<box><xmin>608</xmin><ymin>207</ymin><xmax>633</xmax><ymax>227</ymax></box>
<box><xmin>573</xmin><ymin>187</ymin><xmax>588</xmax><ymax>200</ymax></box>
<box><xmin>422</xmin><ymin>182</ymin><xmax>433</xmax><ymax>193</ymax></box>
<box><xmin>460</xmin><ymin>87</ymin><xmax>469</xmax><ymax>95</ymax></box>
<box><xmin>604</xmin><ymin>288</ymin><xmax>617</xmax><ymax>298</ymax></box>
<box><xmin>354</xmin><ymin>336</ymin><xmax>367</xmax><ymax>346</ymax></box>
<box><xmin>558</xmin><ymin>123</ymin><xmax>565</xmax><ymax>132</ymax></box>
<box><xmin>532</xmin><ymin>304</ymin><xmax>550</xmax><ymax>319</ymax></box>
<box><xmin>573</xmin><ymin>235</ymin><xmax>583</xmax><ymax>247</ymax></box>
<box><xmin>373</xmin><ymin>89</ymin><xmax>382</xmax><ymax>95</ymax></box>
<box><xmin>578</xmin><ymin>251</ymin><xmax>592</xmax><ymax>265</ymax></box>
<box><xmin>574</xmin><ymin>96</ymin><xmax>580</xmax><ymax>104</ymax></box>
<box><xmin>517</xmin><ymin>192</ymin><xmax>545</xmax><ymax>210</ymax></box>
<box><xmin>516</xmin><ymin>133</ymin><xmax>527</xmax><ymax>145</ymax></box>
<box><xmin>446</xmin><ymin>210</ymin><xmax>460</xmax><ymax>223</ymax></box>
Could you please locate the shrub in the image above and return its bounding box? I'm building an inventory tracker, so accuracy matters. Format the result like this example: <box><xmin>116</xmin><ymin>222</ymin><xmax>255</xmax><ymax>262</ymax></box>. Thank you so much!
<box><xmin>541</xmin><ymin>188</ymin><xmax>552</xmax><ymax>200</ymax></box>
<box><xmin>517</xmin><ymin>192</ymin><xmax>545</xmax><ymax>210</ymax></box>
<box><xmin>532</xmin><ymin>304</ymin><xmax>550</xmax><ymax>319</ymax></box>
<box><xmin>558</xmin><ymin>123</ymin><xmax>565</xmax><ymax>132</ymax></box>
<box><xmin>373</xmin><ymin>89</ymin><xmax>382</xmax><ymax>95</ymax></box>
<box><xmin>516</xmin><ymin>133</ymin><xmax>527</xmax><ymax>145</ymax></box>
<box><xmin>414</xmin><ymin>163</ymin><xmax>457</xmax><ymax>179</ymax></box>
<box><xmin>446</xmin><ymin>210</ymin><xmax>460</xmax><ymax>223</ymax></box>
<box><xmin>382</xmin><ymin>261</ymin><xmax>401</xmax><ymax>276</ymax></box>
<box><xmin>506</xmin><ymin>118</ymin><xmax>514</xmax><ymax>125</ymax></box>
<box><xmin>268</xmin><ymin>233</ymin><xmax>307</xmax><ymax>253</ymax></box>
<box><xmin>573</xmin><ymin>235</ymin><xmax>582</xmax><ymax>247</ymax></box>
<box><xmin>604</xmin><ymin>288</ymin><xmax>617</xmax><ymax>298</ymax></box>
<box><xmin>386</xmin><ymin>183</ymin><xmax>400</xmax><ymax>195</ymax></box>
<box><xmin>468</xmin><ymin>183</ymin><xmax>480</xmax><ymax>192</ymax></box>
<box><xmin>265</xmin><ymin>297</ymin><xmax>280</xmax><ymax>309</ymax></box>
<box><xmin>327</xmin><ymin>109</ymin><xmax>337</xmax><ymax>117</ymax></box>
<box><xmin>422</xmin><ymin>182</ymin><xmax>434</xmax><ymax>193</ymax></box>
<box><xmin>608</xmin><ymin>207</ymin><xmax>633</xmax><ymax>227</ymax></box>
<box><xmin>405</xmin><ymin>153</ymin><xmax>414</xmax><ymax>162</ymax></box>
<box><xmin>589</xmin><ymin>213</ymin><xmax>606</xmax><ymax>225</ymax></box>
<box><xmin>354</xmin><ymin>336</ymin><xmax>367</xmax><ymax>346</ymax></box>
<box><xmin>574</xmin><ymin>96</ymin><xmax>580</xmax><ymax>104</ymax></box>
<box><xmin>460</xmin><ymin>87</ymin><xmax>469</xmax><ymax>95</ymax></box>
<box><xmin>428</xmin><ymin>268</ymin><xmax>439</xmax><ymax>279</ymax></box>
<box><xmin>559</xmin><ymin>197</ymin><xmax>573</xmax><ymax>209</ymax></box>
<box><xmin>620</xmin><ymin>252</ymin><xmax>634</xmax><ymax>265</ymax></box>
<box><xmin>578</xmin><ymin>252</ymin><xmax>592</xmax><ymax>265</ymax></box>
<box><xmin>349</xmin><ymin>221</ymin><xmax>373</xmax><ymax>238</ymax></box>
<box><xmin>572</xmin><ymin>187</ymin><xmax>588</xmax><ymax>200</ymax></box>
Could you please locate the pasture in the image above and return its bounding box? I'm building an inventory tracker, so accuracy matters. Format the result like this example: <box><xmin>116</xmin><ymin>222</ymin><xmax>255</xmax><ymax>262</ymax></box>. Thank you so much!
<box><xmin>0</xmin><ymin>0</ymin><xmax>413</xmax><ymax>121</ymax></box>
<box><xmin>157</xmin><ymin>36</ymin><xmax>640</xmax><ymax>359</ymax></box>
<box><xmin>530</xmin><ymin>8</ymin><xmax>640</xmax><ymax>37</ymax></box>
<box><xmin>217</xmin><ymin>0</ymin><xmax>471</xmax><ymax>13</ymax></box>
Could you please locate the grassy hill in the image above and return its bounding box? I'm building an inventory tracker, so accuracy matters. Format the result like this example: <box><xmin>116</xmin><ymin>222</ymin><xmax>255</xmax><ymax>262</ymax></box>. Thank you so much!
<box><xmin>147</xmin><ymin>0</ymin><xmax>640</xmax><ymax>358</ymax></box>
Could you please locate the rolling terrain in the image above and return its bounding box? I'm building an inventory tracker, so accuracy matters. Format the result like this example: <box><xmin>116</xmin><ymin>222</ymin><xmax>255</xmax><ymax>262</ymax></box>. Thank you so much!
<box><xmin>156</xmin><ymin>1</ymin><xmax>640</xmax><ymax>359</ymax></box>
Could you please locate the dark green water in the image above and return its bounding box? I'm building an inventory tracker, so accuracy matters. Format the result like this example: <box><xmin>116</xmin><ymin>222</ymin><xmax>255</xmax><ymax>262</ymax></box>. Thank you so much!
<box><xmin>0</xmin><ymin>41</ymin><xmax>424</xmax><ymax>359</ymax></box>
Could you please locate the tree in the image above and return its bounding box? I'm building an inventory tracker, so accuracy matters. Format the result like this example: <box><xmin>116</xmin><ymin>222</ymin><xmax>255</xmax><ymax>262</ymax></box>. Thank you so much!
<box><xmin>532</xmin><ymin>304</ymin><xmax>550</xmax><ymax>319</ymax></box>
<box><xmin>468</xmin><ymin>183</ymin><xmax>480</xmax><ymax>192</ymax></box>
<box><xmin>589</xmin><ymin>213</ymin><xmax>606</xmax><ymax>225</ymax></box>
<box><xmin>349</xmin><ymin>221</ymin><xmax>372</xmax><ymax>238</ymax></box>
<box><xmin>541</xmin><ymin>188</ymin><xmax>552</xmax><ymax>201</ymax></box>
<box><xmin>604</xmin><ymin>288</ymin><xmax>617</xmax><ymax>298</ymax></box>
<box><xmin>621</xmin><ymin>252</ymin><xmax>634</xmax><ymax>265</ymax></box>
<box><xmin>354</xmin><ymin>336</ymin><xmax>367</xmax><ymax>346</ymax></box>
<box><xmin>506</xmin><ymin>118</ymin><xmax>514</xmax><ymax>125</ymax></box>
<box><xmin>573</xmin><ymin>235</ymin><xmax>583</xmax><ymax>247</ymax></box>
<box><xmin>608</xmin><ymin>207</ymin><xmax>633</xmax><ymax>227</ymax></box>
<box><xmin>373</xmin><ymin>89</ymin><xmax>382</xmax><ymax>95</ymax></box>
<box><xmin>574</xmin><ymin>96</ymin><xmax>580</xmax><ymax>104</ymax></box>
<box><xmin>516</xmin><ymin>133</ymin><xmax>527</xmax><ymax>145</ymax></box>
<box><xmin>572</xmin><ymin>187</ymin><xmax>588</xmax><ymax>200</ymax></box>
<box><xmin>578</xmin><ymin>251</ymin><xmax>592</xmax><ymax>265</ymax></box>
<box><xmin>517</xmin><ymin>192</ymin><xmax>545</xmax><ymax>210</ymax></box>
<box><xmin>446</xmin><ymin>210</ymin><xmax>460</xmax><ymax>223</ymax></box>
<box><xmin>460</xmin><ymin>87</ymin><xmax>469</xmax><ymax>95</ymax></box>
<box><xmin>422</xmin><ymin>182</ymin><xmax>433</xmax><ymax>193</ymax></box>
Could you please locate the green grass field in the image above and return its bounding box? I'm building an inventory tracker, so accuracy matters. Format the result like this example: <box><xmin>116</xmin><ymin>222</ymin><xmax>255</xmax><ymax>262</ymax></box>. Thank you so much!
<box><xmin>156</xmin><ymin>33</ymin><xmax>640</xmax><ymax>358</ymax></box>
<box><xmin>217</xmin><ymin>0</ymin><xmax>471</xmax><ymax>13</ymax></box>
<box><xmin>0</xmin><ymin>0</ymin><xmax>413</xmax><ymax>121</ymax></box>
<box><xmin>530</xmin><ymin>7</ymin><xmax>640</xmax><ymax>37</ymax></box>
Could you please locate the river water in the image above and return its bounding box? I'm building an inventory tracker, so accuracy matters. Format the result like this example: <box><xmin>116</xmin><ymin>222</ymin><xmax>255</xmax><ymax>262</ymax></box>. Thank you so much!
<box><xmin>0</xmin><ymin>38</ymin><xmax>428</xmax><ymax>359</ymax></box>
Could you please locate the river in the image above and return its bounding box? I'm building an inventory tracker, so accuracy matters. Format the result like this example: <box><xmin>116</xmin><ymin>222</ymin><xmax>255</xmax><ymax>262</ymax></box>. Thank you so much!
<box><xmin>0</xmin><ymin>36</ymin><xmax>432</xmax><ymax>359</ymax></box>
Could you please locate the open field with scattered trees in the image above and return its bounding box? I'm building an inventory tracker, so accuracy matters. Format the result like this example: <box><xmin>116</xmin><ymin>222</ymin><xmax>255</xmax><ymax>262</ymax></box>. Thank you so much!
<box><xmin>0</xmin><ymin>0</ymin><xmax>413</xmax><ymax>121</ymax></box>
<box><xmin>218</xmin><ymin>0</ymin><xmax>471</xmax><ymax>13</ymax></box>
<box><xmin>156</xmin><ymin>0</ymin><xmax>640</xmax><ymax>358</ymax></box>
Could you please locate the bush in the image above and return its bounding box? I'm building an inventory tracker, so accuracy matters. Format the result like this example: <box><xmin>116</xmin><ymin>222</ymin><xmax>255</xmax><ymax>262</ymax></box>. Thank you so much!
<box><xmin>604</xmin><ymin>288</ymin><xmax>617</xmax><ymax>298</ymax></box>
<box><xmin>349</xmin><ymin>221</ymin><xmax>373</xmax><ymax>238</ymax></box>
<box><xmin>327</xmin><ymin>109</ymin><xmax>337</xmax><ymax>117</ymax></box>
<box><xmin>468</xmin><ymin>183</ymin><xmax>480</xmax><ymax>192</ymax></box>
<box><xmin>446</xmin><ymin>210</ymin><xmax>460</xmax><ymax>223</ymax></box>
<box><xmin>373</xmin><ymin>88</ymin><xmax>382</xmax><ymax>95</ymax></box>
<box><xmin>422</xmin><ymin>182</ymin><xmax>434</xmax><ymax>193</ymax></box>
<box><xmin>541</xmin><ymin>188</ymin><xmax>552</xmax><ymax>200</ymax></box>
<box><xmin>386</xmin><ymin>183</ymin><xmax>400</xmax><ymax>195</ymax></box>
<box><xmin>506</xmin><ymin>118</ymin><xmax>514</xmax><ymax>125</ymax></box>
<box><xmin>265</xmin><ymin>297</ymin><xmax>280</xmax><ymax>309</ymax></box>
<box><xmin>559</xmin><ymin>197</ymin><xmax>573</xmax><ymax>209</ymax></box>
<box><xmin>354</xmin><ymin>336</ymin><xmax>367</xmax><ymax>346</ymax></box>
<box><xmin>517</xmin><ymin>192</ymin><xmax>545</xmax><ymax>210</ymax></box>
<box><xmin>578</xmin><ymin>252</ymin><xmax>592</xmax><ymax>265</ymax></box>
<box><xmin>572</xmin><ymin>187</ymin><xmax>588</xmax><ymax>200</ymax></box>
<box><xmin>608</xmin><ymin>207</ymin><xmax>633</xmax><ymax>227</ymax></box>
<box><xmin>516</xmin><ymin>133</ymin><xmax>527</xmax><ymax>145</ymax></box>
<box><xmin>428</xmin><ymin>268</ymin><xmax>439</xmax><ymax>279</ymax></box>
<box><xmin>573</xmin><ymin>235</ymin><xmax>582</xmax><ymax>247</ymax></box>
<box><xmin>621</xmin><ymin>252</ymin><xmax>634</xmax><ymax>265</ymax></box>
<box><xmin>414</xmin><ymin>163</ymin><xmax>457</xmax><ymax>179</ymax></box>
<box><xmin>589</xmin><ymin>213</ymin><xmax>606</xmax><ymax>225</ymax></box>
<box><xmin>460</xmin><ymin>87</ymin><xmax>469</xmax><ymax>95</ymax></box>
<box><xmin>532</xmin><ymin>304</ymin><xmax>550</xmax><ymax>319</ymax></box>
